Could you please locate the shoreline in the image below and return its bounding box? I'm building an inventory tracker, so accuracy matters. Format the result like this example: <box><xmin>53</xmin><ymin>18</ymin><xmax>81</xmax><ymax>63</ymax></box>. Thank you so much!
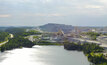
<box><xmin>64</xmin><ymin>42</ymin><xmax>107</xmax><ymax>65</ymax></box>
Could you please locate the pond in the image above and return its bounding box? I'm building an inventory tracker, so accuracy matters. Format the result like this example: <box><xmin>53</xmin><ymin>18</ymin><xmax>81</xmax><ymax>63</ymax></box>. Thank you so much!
<box><xmin>0</xmin><ymin>46</ymin><xmax>91</xmax><ymax>65</ymax></box>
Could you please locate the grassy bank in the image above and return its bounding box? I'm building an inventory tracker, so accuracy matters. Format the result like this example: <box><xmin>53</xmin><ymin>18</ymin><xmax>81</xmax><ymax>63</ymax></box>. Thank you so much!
<box><xmin>36</xmin><ymin>43</ymin><xmax>63</xmax><ymax>45</ymax></box>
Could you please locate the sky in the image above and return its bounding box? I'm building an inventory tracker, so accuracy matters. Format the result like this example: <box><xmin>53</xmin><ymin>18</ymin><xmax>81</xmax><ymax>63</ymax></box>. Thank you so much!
<box><xmin>0</xmin><ymin>0</ymin><xmax>107</xmax><ymax>26</ymax></box>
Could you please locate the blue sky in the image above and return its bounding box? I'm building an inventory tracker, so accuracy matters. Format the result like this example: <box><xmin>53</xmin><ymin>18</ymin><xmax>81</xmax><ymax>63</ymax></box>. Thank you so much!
<box><xmin>0</xmin><ymin>0</ymin><xmax>107</xmax><ymax>26</ymax></box>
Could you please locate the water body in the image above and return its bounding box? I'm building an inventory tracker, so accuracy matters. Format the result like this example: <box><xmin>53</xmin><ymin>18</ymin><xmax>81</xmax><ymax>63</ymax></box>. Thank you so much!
<box><xmin>0</xmin><ymin>46</ymin><xmax>90</xmax><ymax>65</ymax></box>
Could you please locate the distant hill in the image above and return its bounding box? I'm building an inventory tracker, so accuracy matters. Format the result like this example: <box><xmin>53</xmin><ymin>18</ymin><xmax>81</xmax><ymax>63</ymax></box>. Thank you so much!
<box><xmin>39</xmin><ymin>23</ymin><xmax>74</xmax><ymax>33</ymax></box>
<box><xmin>39</xmin><ymin>23</ymin><xmax>107</xmax><ymax>33</ymax></box>
<box><xmin>0</xmin><ymin>27</ymin><xmax>8</xmax><ymax>32</ymax></box>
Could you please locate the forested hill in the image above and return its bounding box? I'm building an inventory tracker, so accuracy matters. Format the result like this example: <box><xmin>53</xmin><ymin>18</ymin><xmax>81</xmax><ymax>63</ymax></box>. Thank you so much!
<box><xmin>0</xmin><ymin>32</ymin><xmax>9</xmax><ymax>43</ymax></box>
<box><xmin>0</xmin><ymin>28</ymin><xmax>42</xmax><ymax>52</ymax></box>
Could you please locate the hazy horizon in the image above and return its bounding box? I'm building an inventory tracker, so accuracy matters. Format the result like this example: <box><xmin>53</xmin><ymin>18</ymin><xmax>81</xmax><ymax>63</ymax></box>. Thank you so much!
<box><xmin>0</xmin><ymin>23</ymin><xmax>106</xmax><ymax>27</ymax></box>
<box><xmin>0</xmin><ymin>0</ymin><xmax>107</xmax><ymax>26</ymax></box>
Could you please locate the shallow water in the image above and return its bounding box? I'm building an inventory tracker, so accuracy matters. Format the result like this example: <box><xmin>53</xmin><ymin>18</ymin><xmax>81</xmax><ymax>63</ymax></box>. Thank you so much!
<box><xmin>0</xmin><ymin>46</ymin><xmax>90</xmax><ymax>65</ymax></box>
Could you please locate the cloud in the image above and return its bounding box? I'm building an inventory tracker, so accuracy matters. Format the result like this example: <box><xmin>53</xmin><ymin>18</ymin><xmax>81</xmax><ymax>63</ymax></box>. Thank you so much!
<box><xmin>85</xmin><ymin>5</ymin><xmax>103</xmax><ymax>9</ymax></box>
<box><xmin>0</xmin><ymin>0</ymin><xmax>107</xmax><ymax>26</ymax></box>
<box><xmin>23</xmin><ymin>13</ymin><xmax>64</xmax><ymax>17</ymax></box>
<box><xmin>98</xmin><ymin>0</ymin><xmax>107</xmax><ymax>3</ymax></box>
<box><xmin>0</xmin><ymin>0</ymin><xmax>31</xmax><ymax>3</ymax></box>
<box><xmin>0</xmin><ymin>14</ymin><xmax>11</xmax><ymax>18</ymax></box>
<box><xmin>48</xmin><ymin>13</ymin><xmax>63</xmax><ymax>16</ymax></box>
<box><xmin>41</xmin><ymin>0</ymin><xmax>53</xmax><ymax>3</ymax></box>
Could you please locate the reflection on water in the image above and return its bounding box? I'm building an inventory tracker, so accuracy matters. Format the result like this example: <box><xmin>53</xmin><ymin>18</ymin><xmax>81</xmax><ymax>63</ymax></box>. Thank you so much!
<box><xmin>0</xmin><ymin>46</ymin><xmax>90</xmax><ymax>65</ymax></box>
